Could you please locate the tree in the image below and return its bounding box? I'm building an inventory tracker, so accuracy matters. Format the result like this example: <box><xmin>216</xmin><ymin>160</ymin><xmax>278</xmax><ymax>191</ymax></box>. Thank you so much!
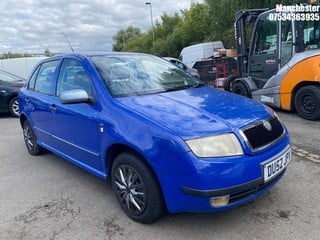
<box><xmin>44</xmin><ymin>48</ymin><xmax>51</xmax><ymax>57</ymax></box>
<box><xmin>147</xmin><ymin>12</ymin><xmax>183</xmax><ymax>56</ymax></box>
<box><xmin>0</xmin><ymin>52</ymin><xmax>32</xmax><ymax>59</ymax></box>
<box><xmin>112</xmin><ymin>26</ymin><xmax>143</xmax><ymax>51</ymax></box>
<box><xmin>178</xmin><ymin>3</ymin><xmax>212</xmax><ymax>46</ymax></box>
<box><xmin>205</xmin><ymin>0</ymin><xmax>308</xmax><ymax>48</ymax></box>
<box><xmin>118</xmin><ymin>3</ymin><xmax>213</xmax><ymax>57</ymax></box>
<box><xmin>112</xmin><ymin>0</ymin><xmax>310</xmax><ymax>55</ymax></box>
<box><xmin>153</xmin><ymin>12</ymin><xmax>182</xmax><ymax>41</ymax></box>
<box><xmin>123</xmin><ymin>35</ymin><xmax>151</xmax><ymax>53</ymax></box>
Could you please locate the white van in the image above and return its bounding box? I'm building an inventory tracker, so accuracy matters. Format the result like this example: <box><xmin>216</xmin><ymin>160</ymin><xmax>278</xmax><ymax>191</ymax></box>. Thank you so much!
<box><xmin>179</xmin><ymin>41</ymin><xmax>224</xmax><ymax>68</ymax></box>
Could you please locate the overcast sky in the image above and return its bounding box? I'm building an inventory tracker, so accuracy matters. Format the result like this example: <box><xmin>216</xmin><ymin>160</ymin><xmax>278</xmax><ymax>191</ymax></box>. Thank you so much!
<box><xmin>0</xmin><ymin>0</ymin><xmax>204</xmax><ymax>55</ymax></box>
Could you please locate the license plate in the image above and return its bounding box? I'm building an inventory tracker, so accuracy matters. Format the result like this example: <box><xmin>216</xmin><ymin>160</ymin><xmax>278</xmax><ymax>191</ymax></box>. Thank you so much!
<box><xmin>263</xmin><ymin>147</ymin><xmax>291</xmax><ymax>182</ymax></box>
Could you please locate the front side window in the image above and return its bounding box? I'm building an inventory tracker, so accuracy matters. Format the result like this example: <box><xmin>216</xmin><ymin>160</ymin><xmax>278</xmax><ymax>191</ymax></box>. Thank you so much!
<box><xmin>29</xmin><ymin>60</ymin><xmax>59</xmax><ymax>95</ymax></box>
<box><xmin>56</xmin><ymin>58</ymin><xmax>92</xmax><ymax>97</ymax></box>
<box><xmin>90</xmin><ymin>54</ymin><xmax>201</xmax><ymax>97</ymax></box>
<box><xmin>253</xmin><ymin>16</ymin><xmax>277</xmax><ymax>56</ymax></box>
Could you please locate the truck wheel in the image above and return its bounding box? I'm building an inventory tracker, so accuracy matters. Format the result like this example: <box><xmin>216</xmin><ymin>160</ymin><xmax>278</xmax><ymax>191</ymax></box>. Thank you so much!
<box><xmin>295</xmin><ymin>85</ymin><xmax>320</xmax><ymax>120</ymax></box>
<box><xmin>232</xmin><ymin>81</ymin><xmax>252</xmax><ymax>98</ymax></box>
<box><xmin>111</xmin><ymin>152</ymin><xmax>165</xmax><ymax>224</ymax></box>
<box><xmin>224</xmin><ymin>75</ymin><xmax>236</xmax><ymax>92</ymax></box>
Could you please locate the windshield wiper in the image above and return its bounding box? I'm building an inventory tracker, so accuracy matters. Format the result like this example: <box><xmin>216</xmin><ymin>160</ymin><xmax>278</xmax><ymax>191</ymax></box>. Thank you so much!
<box><xmin>159</xmin><ymin>82</ymin><xmax>206</xmax><ymax>93</ymax></box>
<box><xmin>163</xmin><ymin>86</ymin><xmax>190</xmax><ymax>92</ymax></box>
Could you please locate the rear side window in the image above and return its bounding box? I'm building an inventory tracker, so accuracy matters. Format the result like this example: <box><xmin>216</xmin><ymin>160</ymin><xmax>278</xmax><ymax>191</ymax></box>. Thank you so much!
<box><xmin>28</xmin><ymin>60</ymin><xmax>59</xmax><ymax>95</ymax></box>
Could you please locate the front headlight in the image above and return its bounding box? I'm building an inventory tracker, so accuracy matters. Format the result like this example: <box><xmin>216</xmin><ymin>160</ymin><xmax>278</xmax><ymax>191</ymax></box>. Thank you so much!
<box><xmin>185</xmin><ymin>133</ymin><xmax>244</xmax><ymax>158</ymax></box>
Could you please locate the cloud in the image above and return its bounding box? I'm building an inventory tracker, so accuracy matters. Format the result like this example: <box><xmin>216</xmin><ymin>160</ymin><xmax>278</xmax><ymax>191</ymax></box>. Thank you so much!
<box><xmin>0</xmin><ymin>0</ymin><xmax>203</xmax><ymax>54</ymax></box>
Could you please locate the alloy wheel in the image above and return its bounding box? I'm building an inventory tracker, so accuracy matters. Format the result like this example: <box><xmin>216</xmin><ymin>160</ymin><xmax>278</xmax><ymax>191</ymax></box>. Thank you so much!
<box><xmin>113</xmin><ymin>164</ymin><xmax>146</xmax><ymax>215</ymax></box>
<box><xmin>23</xmin><ymin>123</ymin><xmax>34</xmax><ymax>151</ymax></box>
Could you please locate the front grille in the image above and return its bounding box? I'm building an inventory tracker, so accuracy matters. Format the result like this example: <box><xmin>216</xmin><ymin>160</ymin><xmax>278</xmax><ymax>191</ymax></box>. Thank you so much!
<box><xmin>241</xmin><ymin>117</ymin><xmax>284</xmax><ymax>151</ymax></box>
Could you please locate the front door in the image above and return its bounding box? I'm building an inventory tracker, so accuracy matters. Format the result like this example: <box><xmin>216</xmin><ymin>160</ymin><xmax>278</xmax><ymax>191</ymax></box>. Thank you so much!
<box><xmin>50</xmin><ymin>58</ymin><xmax>102</xmax><ymax>172</ymax></box>
<box><xmin>249</xmin><ymin>11</ymin><xmax>279</xmax><ymax>89</ymax></box>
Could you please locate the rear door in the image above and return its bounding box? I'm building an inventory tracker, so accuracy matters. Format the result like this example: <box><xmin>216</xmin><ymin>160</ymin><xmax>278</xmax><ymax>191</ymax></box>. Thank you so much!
<box><xmin>24</xmin><ymin>59</ymin><xmax>60</xmax><ymax>143</ymax></box>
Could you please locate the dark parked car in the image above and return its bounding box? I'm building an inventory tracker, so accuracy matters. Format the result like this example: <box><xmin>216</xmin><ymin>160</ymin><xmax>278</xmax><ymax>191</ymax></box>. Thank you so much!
<box><xmin>0</xmin><ymin>70</ymin><xmax>24</xmax><ymax>117</ymax></box>
<box><xmin>19</xmin><ymin>52</ymin><xmax>291</xmax><ymax>223</ymax></box>
<box><xmin>164</xmin><ymin>57</ymin><xmax>200</xmax><ymax>78</ymax></box>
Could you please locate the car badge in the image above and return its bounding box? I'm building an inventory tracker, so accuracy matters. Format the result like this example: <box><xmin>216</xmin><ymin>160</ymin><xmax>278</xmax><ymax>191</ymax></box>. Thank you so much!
<box><xmin>262</xmin><ymin>120</ymin><xmax>272</xmax><ymax>131</ymax></box>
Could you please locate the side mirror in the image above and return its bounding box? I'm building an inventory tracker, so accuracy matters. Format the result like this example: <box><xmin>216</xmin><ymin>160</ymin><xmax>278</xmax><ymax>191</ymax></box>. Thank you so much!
<box><xmin>60</xmin><ymin>89</ymin><xmax>90</xmax><ymax>104</ymax></box>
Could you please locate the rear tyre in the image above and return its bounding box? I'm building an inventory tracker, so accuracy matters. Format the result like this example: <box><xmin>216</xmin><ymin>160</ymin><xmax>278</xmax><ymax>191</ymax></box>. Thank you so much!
<box><xmin>232</xmin><ymin>81</ymin><xmax>252</xmax><ymax>98</ymax></box>
<box><xmin>111</xmin><ymin>152</ymin><xmax>164</xmax><ymax>224</ymax></box>
<box><xmin>295</xmin><ymin>85</ymin><xmax>320</xmax><ymax>120</ymax></box>
<box><xmin>22</xmin><ymin>120</ymin><xmax>45</xmax><ymax>155</ymax></box>
<box><xmin>9</xmin><ymin>96</ymin><xmax>20</xmax><ymax>117</ymax></box>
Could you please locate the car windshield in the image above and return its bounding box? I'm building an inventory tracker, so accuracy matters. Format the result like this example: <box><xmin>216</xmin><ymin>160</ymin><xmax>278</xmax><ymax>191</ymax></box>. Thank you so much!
<box><xmin>0</xmin><ymin>70</ymin><xmax>24</xmax><ymax>83</ymax></box>
<box><xmin>90</xmin><ymin>54</ymin><xmax>203</xmax><ymax>97</ymax></box>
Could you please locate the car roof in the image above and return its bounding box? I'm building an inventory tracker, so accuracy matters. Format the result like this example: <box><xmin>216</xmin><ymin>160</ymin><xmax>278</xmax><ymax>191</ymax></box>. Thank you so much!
<box><xmin>51</xmin><ymin>52</ymin><xmax>148</xmax><ymax>58</ymax></box>
<box><xmin>37</xmin><ymin>52</ymin><xmax>153</xmax><ymax>65</ymax></box>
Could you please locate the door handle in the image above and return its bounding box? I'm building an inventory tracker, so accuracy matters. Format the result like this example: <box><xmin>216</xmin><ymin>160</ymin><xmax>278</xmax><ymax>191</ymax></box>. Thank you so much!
<box><xmin>25</xmin><ymin>97</ymin><xmax>33</xmax><ymax>111</ymax></box>
<box><xmin>49</xmin><ymin>104</ymin><xmax>57</xmax><ymax>113</ymax></box>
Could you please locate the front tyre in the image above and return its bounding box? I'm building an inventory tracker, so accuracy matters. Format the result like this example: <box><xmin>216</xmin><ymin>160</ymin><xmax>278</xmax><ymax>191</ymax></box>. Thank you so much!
<box><xmin>111</xmin><ymin>152</ymin><xmax>164</xmax><ymax>224</ymax></box>
<box><xmin>232</xmin><ymin>81</ymin><xmax>252</xmax><ymax>98</ymax></box>
<box><xmin>295</xmin><ymin>85</ymin><xmax>320</xmax><ymax>120</ymax></box>
<box><xmin>22</xmin><ymin>120</ymin><xmax>45</xmax><ymax>155</ymax></box>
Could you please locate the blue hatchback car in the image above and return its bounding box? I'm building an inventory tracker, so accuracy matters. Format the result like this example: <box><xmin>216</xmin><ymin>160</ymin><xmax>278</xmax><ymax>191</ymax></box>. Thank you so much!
<box><xmin>19</xmin><ymin>52</ymin><xmax>291</xmax><ymax>223</ymax></box>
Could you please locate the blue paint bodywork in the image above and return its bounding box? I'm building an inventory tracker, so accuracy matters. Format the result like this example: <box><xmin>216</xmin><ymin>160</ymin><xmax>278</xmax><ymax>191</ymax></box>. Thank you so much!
<box><xmin>19</xmin><ymin>53</ymin><xmax>290</xmax><ymax>214</ymax></box>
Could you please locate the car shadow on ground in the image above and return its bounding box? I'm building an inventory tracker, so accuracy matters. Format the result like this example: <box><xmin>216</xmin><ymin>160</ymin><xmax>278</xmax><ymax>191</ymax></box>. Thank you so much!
<box><xmin>0</xmin><ymin>112</ymin><xmax>16</xmax><ymax>119</ymax></box>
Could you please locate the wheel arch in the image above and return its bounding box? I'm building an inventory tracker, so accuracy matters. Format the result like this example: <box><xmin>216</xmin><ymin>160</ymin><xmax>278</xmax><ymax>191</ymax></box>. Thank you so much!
<box><xmin>105</xmin><ymin>144</ymin><xmax>160</xmax><ymax>183</ymax></box>
<box><xmin>106</xmin><ymin>144</ymin><xmax>133</xmax><ymax>177</ymax></box>
<box><xmin>105</xmin><ymin>144</ymin><xmax>162</xmax><ymax>188</ymax></box>
<box><xmin>105</xmin><ymin>143</ymin><xmax>167</xmax><ymax>210</ymax></box>
<box><xmin>19</xmin><ymin>113</ymin><xmax>28</xmax><ymax>128</ymax></box>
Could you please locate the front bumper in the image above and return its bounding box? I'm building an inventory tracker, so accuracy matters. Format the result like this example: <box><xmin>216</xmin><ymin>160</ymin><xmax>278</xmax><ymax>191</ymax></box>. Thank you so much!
<box><xmin>182</xmin><ymin>168</ymin><xmax>285</xmax><ymax>204</ymax></box>
<box><xmin>156</xmin><ymin>136</ymin><xmax>291</xmax><ymax>214</ymax></box>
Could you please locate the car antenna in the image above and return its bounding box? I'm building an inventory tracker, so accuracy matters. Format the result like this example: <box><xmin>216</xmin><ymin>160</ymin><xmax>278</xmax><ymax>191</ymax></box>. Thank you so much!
<box><xmin>62</xmin><ymin>32</ymin><xmax>74</xmax><ymax>53</ymax></box>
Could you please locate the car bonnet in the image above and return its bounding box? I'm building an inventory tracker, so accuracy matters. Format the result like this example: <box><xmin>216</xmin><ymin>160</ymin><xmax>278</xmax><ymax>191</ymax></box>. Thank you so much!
<box><xmin>115</xmin><ymin>86</ymin><xmax>272</xmax><ymax>140</ymax></box>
